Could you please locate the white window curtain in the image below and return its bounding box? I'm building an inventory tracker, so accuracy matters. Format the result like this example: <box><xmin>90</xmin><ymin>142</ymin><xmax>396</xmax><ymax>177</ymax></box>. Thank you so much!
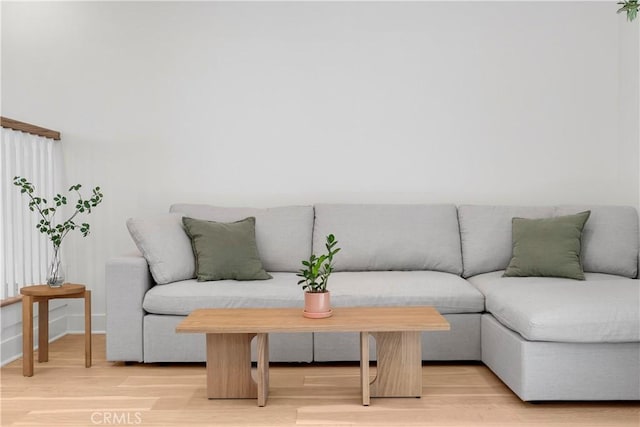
<box><xmin>0</xmin><ymin>127</ymin><xmax>64</xmax><ymax>299</ymax></box>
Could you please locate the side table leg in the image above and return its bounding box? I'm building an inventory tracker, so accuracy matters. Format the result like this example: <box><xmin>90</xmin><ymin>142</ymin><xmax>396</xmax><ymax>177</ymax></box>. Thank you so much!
<box><xmin>257</xmin><ymin>333</ymin><xmax>269</xmax><ymax>407</ymax></box>
<box><xmin>84</xmin><ymin>290</ymin><xmax>92</xmax><ymax>368</ymax></box>
<box><xmin>38</xmin><ymin>299</ymin><xmax>49</xmax><ymax>362</ymax></box>
<box><xmin>22</xmin><ymin>295</ymin><xmax>34</xmax><ymax>377</ymax></box>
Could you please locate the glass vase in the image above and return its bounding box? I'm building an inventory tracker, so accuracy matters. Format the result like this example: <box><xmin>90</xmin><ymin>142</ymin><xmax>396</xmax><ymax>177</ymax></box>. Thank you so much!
<box><xmin>47</xmin><ymin>246</ymin><xmax>65</xmax><ymax>288</ymax></box>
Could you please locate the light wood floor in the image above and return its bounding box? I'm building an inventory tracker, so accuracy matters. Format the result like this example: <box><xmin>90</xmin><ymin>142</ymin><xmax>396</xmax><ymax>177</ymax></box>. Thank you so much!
<box><xmin>1</xmin><ymin>334</ymin><xmax>638</xmax><ymax>426</ymax></box>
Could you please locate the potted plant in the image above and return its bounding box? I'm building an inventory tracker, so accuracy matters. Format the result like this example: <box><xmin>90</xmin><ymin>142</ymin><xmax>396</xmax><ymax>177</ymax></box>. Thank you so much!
<box><xmin>297</xmin><ymin>234</ymin><xmax>340</xmax><ymax>318</ymax></box>
<box><xmin>14</xmin><ymin>176</ymin><xmax>103</xmax><ymax>287</ymax></box>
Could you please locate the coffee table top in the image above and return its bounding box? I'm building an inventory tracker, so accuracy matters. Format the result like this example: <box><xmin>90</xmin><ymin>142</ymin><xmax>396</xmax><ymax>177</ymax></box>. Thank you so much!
<box><xmin>176</xmin><ymin>306</ymin><xmax>450</xmax><ymax>334</ymax></box>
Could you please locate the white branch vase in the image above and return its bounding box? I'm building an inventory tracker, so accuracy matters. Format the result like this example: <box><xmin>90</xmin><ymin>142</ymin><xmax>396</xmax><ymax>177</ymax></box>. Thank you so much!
<box><xmin>47</xmin><ymin>246</ymin><xmax>65</xmax><ymax>288</ymax></box>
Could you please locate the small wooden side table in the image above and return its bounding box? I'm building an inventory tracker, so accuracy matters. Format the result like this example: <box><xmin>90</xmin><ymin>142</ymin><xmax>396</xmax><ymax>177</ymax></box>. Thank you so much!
<box><xmin>20</xmin><ymin>283</ymin><xmax>91</xmax><ymax>377</ymax></box>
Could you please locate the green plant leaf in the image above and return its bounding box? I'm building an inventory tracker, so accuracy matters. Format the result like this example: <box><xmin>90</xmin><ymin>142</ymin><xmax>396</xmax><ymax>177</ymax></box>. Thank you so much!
<box><xmin>14</xmin><ymin>177</ymin><xmax>103</xmax><ymax>248</ymax></box>
<box><xmin>298</xmin><ymin>234</ymin><xmax>340</xmax><ymax>292</ymax></box>
<box><xmin>618</xmin><ymin>0</ymin><xmax>639</xmax><ymax>21</ymax></box>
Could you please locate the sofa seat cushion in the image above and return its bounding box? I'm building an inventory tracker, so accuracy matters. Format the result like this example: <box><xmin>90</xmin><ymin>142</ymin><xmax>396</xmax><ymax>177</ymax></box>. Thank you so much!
<box><xmin>468</xmin><ymin>272</ymin><xmax>639</xmax><ymax>343</ymax></box>
<box><xmin>142</xmin><ymin>271</ymin><xmax>485</xmax><ymax>316</ymax></box>
<box><xmin>327</xmin><ymin>271</ymin><xmax>485</xmax><ymax>314</ymax></box>
<box><xmin>468</xmin><ymin>270</ymin><xmax>628</xmax><ymax>296</ymax></box>
<box><xmin>143</xmin><ymin>273</ymin><xmax>303</xmax><ymax>315</ymax></box>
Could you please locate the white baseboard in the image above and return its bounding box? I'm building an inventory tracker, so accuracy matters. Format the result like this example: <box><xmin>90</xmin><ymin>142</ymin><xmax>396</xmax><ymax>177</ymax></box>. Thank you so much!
<box><xmin>1</xmin><ymin>309</ymin><xmax>68</xmax><ymax>366</ymax></box>
<box><xmin>67</xmin><ymin>313</ymin><xmax>106</xmax><ymax>334</ymax></box>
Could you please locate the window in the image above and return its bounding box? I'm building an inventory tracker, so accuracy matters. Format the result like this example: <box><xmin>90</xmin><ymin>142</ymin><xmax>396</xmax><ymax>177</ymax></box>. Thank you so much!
<box><xmin>0</xmin><ymin>121</ymin><xmax>63</xmax><ymax>299</ymax></box>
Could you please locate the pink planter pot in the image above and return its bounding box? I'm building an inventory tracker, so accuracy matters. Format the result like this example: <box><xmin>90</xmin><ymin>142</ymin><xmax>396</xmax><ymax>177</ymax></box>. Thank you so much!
<box><xmin>303</xmin><ymin>291</ymin><xmax>332</xmax><ymax>319</ymax></box>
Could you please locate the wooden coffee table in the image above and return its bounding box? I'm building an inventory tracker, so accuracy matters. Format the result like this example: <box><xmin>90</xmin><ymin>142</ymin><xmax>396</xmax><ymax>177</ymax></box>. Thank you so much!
<box><xmin>176</xmin><ymin>306</ymin><xmax>449</xmax><ymax>406</ymax></box>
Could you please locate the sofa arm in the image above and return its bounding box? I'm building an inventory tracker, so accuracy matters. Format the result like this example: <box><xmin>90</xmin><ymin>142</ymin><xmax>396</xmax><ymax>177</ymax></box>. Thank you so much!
<box><xmin>106</xmin><ymin>254</ymin><xmax>154</xmax><ymax>362</ymax></box>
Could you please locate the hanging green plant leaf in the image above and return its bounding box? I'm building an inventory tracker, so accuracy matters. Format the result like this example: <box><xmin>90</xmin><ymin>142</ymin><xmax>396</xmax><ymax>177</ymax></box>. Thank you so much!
<box><xmin>617</xmin><ymin>0</ymin><xmax>639</xmax><ymax>22</ymax></box>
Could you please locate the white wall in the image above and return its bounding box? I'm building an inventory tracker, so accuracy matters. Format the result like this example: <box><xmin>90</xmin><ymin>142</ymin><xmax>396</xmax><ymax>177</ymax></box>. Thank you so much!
<box><xmin>618</xmin><ymin>8</ymin><xmax>640</xmax><ymax>209</ymax></box>
<box><xmin>1</xmin><ymin>2</ymin><xmax>638</xmax><ymax>351</ymax></box>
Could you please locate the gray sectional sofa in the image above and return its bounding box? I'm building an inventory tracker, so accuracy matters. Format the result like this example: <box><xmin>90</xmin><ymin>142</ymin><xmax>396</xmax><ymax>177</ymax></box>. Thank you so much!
<box><xmin>106</xmin><ymin>203</ymin><xmax>640</xmax><ymax>401</ymax></box>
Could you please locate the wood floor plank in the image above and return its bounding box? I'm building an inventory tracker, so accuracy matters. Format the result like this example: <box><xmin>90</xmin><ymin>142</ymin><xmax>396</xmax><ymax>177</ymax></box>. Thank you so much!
<box><xmin>1</xmin><ymin>334</ymin><xmax>638</xmax><ymax>426</ymax></box>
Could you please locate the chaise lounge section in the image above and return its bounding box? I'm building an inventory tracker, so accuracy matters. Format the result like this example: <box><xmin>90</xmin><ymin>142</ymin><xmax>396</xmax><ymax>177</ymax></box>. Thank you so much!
<box><xmin>459</xmin><ymin>205</ymin><xmax>640</xmax><ymax>400</ymax></box>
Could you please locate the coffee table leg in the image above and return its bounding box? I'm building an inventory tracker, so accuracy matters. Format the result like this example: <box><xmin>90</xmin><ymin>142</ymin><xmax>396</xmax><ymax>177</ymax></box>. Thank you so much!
<box><xmin>256</xmin><ymin>333</ymin><xmax>269</xmax><ymax>407</ymax></box>
<box><xmin>360</xmin><ymin>332</ymin><xmax>370</xmax><ymax>406</ymax></box>
<box><xmin>205</xmin><ymin>333</ymin><xmax>257</xmax><ymax>399</ymax></box>
<box><xmin>370</xmin><ymin>331</ymin><xmax>422</xmax><ymax>398</ymax></box>
<box><xmin>22</xmin><ymin>295</ymin><xmax>34</xmax><ymax>377</ymax></box>
<box><xmin>38</xmin><ymin>299</ymin><xmax>49</xmax><ymax>363</ymax></box>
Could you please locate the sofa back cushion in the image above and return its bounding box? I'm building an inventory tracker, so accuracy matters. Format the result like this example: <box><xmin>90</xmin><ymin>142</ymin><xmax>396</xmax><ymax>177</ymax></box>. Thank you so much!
<box><xmin>312</xmin><ymin>204</ymin><xmax>463</xmax><ymax>274</ymax></box>
<box><xmin>459</xmin><ymin>206</ymin><xmax>556</xmax><ymax>278</ymax></box>
<box><xmin>170</xmin><ymin>204</ymin><xmax>313</xmax><ymax>272</ymax></box>
<box><xmin>555</xmin><ymin>206</ymin><xmax>638</xmax><ymax>278</ymax></box>
<box><xmin>459</xmin><ymin>205</ymin><xmax>639</xmax><ymax>278</ymax></box>
<box><xmin>127</xmin><ymin>213</ymin><xmax>196</xmax><ymax>285</ymax></box>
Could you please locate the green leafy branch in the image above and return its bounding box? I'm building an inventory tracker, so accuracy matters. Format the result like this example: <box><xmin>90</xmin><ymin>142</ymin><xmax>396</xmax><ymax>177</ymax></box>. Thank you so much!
<box><xmin>297</xmin><ymin>234</ymin><xmax>340</xmax><ymax>293</ymax></box>
<box><xmin>13</xmin><ymin>176</ymin><xmax>104</xmax><ymax>248</ymax></box>
<box><xmin>618</xmin><ymin>0</ymin><xmax>639</xmax><ymax>21</ymax></box>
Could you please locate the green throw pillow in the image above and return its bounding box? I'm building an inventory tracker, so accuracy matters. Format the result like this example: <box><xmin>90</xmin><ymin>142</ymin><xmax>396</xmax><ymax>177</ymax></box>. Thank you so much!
<box><xmin>503</xmin><ymin>211</ymin><xmax>591</xmax><ymax>280</ymax></box>
<box><xmin>182</xmin><ymin>216</ymin><xmax>272</xmax><ymax>281</ymax></box>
